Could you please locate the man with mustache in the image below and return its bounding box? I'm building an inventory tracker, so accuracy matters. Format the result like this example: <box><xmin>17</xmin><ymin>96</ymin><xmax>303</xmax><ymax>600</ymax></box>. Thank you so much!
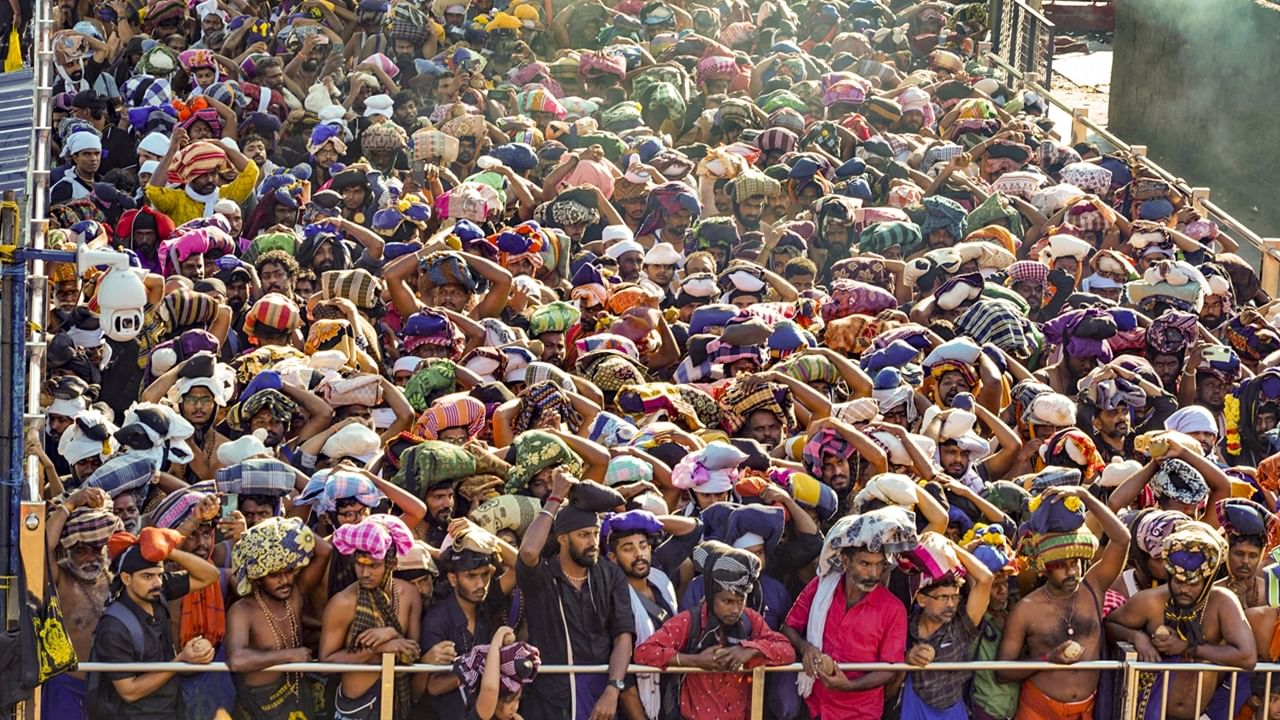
<box><xmin>226</xmin><ymin>517</ymin><xmax>327</xmax><ymax>720</ymax></box>
<box><xmin>997</xmin><ymin>486</ymin><xmax>1130</xmax><ymax>720</ymax></box>
<box><xmin>44</xmin><ymin>489</ymin><xmax>122</xmax><ymax>720</ymax></box>
<box><xmin>900</xmin><ymin>534</ymin><xmax>993</xmax><ymax>719</ymax></box>
<box><xmin>1106</xmin><ymin>521</ymin><xmax>1255</xmax><ymax>720</ymax></box>
<box><xmin>87</xmin><ymin>519</ymin><xmax>221</xmax><ymax>720</ymax></box>
<box><xmin>782</xmin><ymin>506</ymin><xmax>918</xmax><ymax>720</ymax></box>
<box><xmin>516</xmin><ymin>471</ymin><xmax>634</xmax><ymax>720</ymax></box>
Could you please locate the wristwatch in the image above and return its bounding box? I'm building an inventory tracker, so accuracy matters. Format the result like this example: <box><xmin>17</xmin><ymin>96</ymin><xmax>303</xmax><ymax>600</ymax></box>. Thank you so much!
<box><xmin>608</xmin><ymin>679</ymin><xmax>626</xmax><ymax>692</ymax></box>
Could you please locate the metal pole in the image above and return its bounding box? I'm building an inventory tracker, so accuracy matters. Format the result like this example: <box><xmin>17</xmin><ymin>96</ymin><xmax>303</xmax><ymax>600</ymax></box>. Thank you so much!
<box><xmin>1120</xmin><ymin>647</ymin><xmax>1140</xmax><ymax>719</ymax></box>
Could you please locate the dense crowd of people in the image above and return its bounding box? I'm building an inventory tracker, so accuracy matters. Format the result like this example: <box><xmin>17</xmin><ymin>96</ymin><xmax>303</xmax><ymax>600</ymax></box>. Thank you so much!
<box><xmin>30</xmin><ymin>0</ymin><xmax>1280</xmax><ymax>717</ymax></box>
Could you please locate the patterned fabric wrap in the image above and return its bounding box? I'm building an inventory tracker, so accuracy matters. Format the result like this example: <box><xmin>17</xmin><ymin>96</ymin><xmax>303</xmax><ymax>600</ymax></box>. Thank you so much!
<box><xmin>1021</xmin><ymin>528</ymin><xmax>1099</xmax><ymax>574</ymax></box>
<box><xmin>801</xmin><ymin>428</ymin><xmax>856</xmax><ymax>476</ymax></box>
<box><xmin>333</xmin><ymin>514</ymin><xmax>416</xmax><ymax>557</ymax></box>
<box><xmin>1151</xmin><ymin>458</ymin><xmax>1209</xmax><ymax>505</ymax></box>
<box><xmin>297</xmin><ymin>469</ymin><xmax>385</xmax><ymax>513</ymax></box>
<box><xmin>718</xmin><ymin>379</ymin><xmax>795</xmax><ymax>435</ymax></box>
<box><xmin>60</xmin><ymin>507</ymin><xmax>123</xmax><ymax>549</ymax></box>
<box><xmin>1146</xmin><ymin>310</ymin><xmax>1199</xmax><ymax>356</ymax></box>
<box><xmin>214</xmin><ymin>458</ymin><xmax>295</xmax><ymax>497</ymax></box>
<box><xmin>231</xmin><ymin>516</ymin><xmax>315</xmax><ymax>595</ymax></box>
<box><xmin>512</xmin><ymin>381</ymin><xmax>581</xmax><ymax>434</ymax></box>
<box><xmin>243</xmin><ymin>293</ymin><xmax>301</xmax><ymax>339</ymax></box>
<box><xmin>920</xmin><ymin>196</ymin><xmax>968</xmax><ymax>240</ymax></box>
<box><xmin>454</xmin><ymin>641</ymin><xmax>541</xmax><ymax>695</ymax></box>
<box><xmin>816</xmin><ymin>507</ymin><xmax>919</xmax><ymax>576</ymax></box>
<box><xmin>506</xmin><ymin>430</ymin><xmax>585</xmax><ymax>493</ymax></box>
<box><xmin>403</xmin><ymin>360</ymin><xmax>458</xmax><ymax>413</ymax></box>
<box><xmin>954</xmin><ymin>299</ymin><xmax>1034</xmax><ymax>358</ymax></box>
<box><xmin>1161</xmin><ymin>521</ymin><xmax>1227</xmax><ymax>585</ymax></box>
<box><xmin>394</xmin><ymin>440</ymin><xmax>477</xmax><ymax>494</ymax></box>
<box><xmin>413</xmin><ymin>394</ymin><xmax>487</xmax><ymax>440</ymax></box>
<box><xmin>821</xmin><ymin>279</ymin><xmax>897</xmax><ymax>322</ymax></box>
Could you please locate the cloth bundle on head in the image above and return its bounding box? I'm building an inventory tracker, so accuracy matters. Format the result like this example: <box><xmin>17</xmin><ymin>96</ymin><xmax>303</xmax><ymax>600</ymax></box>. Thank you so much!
<box><xmin>333</xmin><ymin>514</ymin><xmax>416</xmax><ymax>559</ymax></box>
<box><xmin>1021</xmin><ymin>392</ymin><xmax>1077</xmax><ymax>429</ymax></box>
<box><xmin>718</xmin><ymin>379</ymin><xmax>795</xmax><ymax>436</ymax></box>
<box><xmin>1151</xmin><ymin>458</ymin><xmax>1209</xmax><ymax>506</ymax></box>
<box><xmin>231</xmin><ymin>516</ymin><xmax>315</xmax><ymax>595</ymax></box>
<box><xmin>1127</xmin><ymin>260</ymin><xmax>1208</xmax><ymax>314</ymax></box>
<box><xmin>1215</xmin><ymin>498</ymin><xmax>1280</xmax><ymax>546</ymax></box>
<box><xmin>60</xmin><ymin>507</ymin><xmax>123</xmax><ymax>550</ymax></box>
<box><xmin>600</xmin><ymin>509</ymin><xmax>664</xmax><ymax>546</ymax></box>
<box><xmin>821</xmin><ymin>279</ymin><xmax>897</xmax><ymax>321</ymax></box>
<box><xmin>1162</xmin><ymin>521</ymin><xmax>1227</xmax><ymax>585</ymax></box>
<box><xmin>1164</xmin><ymin>406</ymin><xmax>1218</xmax><ymax>438</ymax></box>
<box><xmin>1021</xmin><ymin>497</ymin><xmax>1099</xmax><ymax>574</ymax></box>
<box><xmin>1077</xmin><ymin>367</ymin><xmax>1146</xmax><ymax>411</ymax></box>
<box><xmin>1146</xmin><ymin>310</ymin><xmax>1199</xmax><ymax>357</ymax></box>
<box><xmin>816</xmin><ymin>506</ymin><xmax>920</xmax><ymax>577</ymax></box>
<box><xmin>528</xmin><ymin>301</ymin><xmax>581</xmax><ymax>336</ymax></box>
<box><xmin>800</xmin><ymin>428</ymin><xmax>856</xmax><ymax>477</ymax></box>
<box><xmin>1038</xmin><ymin>429</ymin><xmax>1105</xmax><ymax>482</ymax></box>
<box><xmin>243</xmin><ymin>293</ymin><xmax>301</xmax><ymax>340</ymax></box>
<box><xmin>506</xmin><ymin>430</ymin><xmax>584</xmax><ymax>494</ymax></box>
<box><xmin>413</xmin><ymin>394</ymin><xmax>487</xmax><ymax>441</ymax></box>
<box><xmin>853</xmin><ymin>473</ymin><xmax>920</xmax><ymax>513</ymax></box>
<box><xmin>393</xmin><ymin>440</ymin><xmax>476</xmax><ymax>497</ymax></box>
<box><xmin>215</xmin><ymin>456</ymin><xmax>295</xmax><ymax>498</ymax></box>
<box><xmin>295</xmin><ymin>468</ymin><xmax>385</xmax><ymax>513</ymax></box>
<box><xmin>671</xmin><ymin>442</ymin><xmax>748</xmax><ymax>494</ymax></box>
<box><xmin>1041</xmin><ymin>307</ymin><xmax>1116</xmax><ymax>362</ymax></box>
<box><xmin>85</xmin><ymin>454</ymin><xmax>154</xmax><ymax>499</ymax></box>
<box><xmin>109</xmin><ymin>527</ymin><xmax>185</xmax><ymax>575</ymax></box>
<box><xmin>1132</xmin><ymin>508</ymin><xmax>1191</xmax><ymax>560</ymax></box>
<box><xmin>691</xmin><ymin>539</ymin><xmax>761</xmax><ymax>599</ymax></box>
<box><xmin>58</xmin><ymin>409</ymin><xmax>118</xmax><ymax>465</ymax></box>
<box><xmin>899</xmin><ymin>531</ymin><xmax>965</xmax><ymax>590</ymax></box>
<box><xmin>401</xmin><ymin>309</ymin><xmax>465</xmax><ymax>359</ymax></box>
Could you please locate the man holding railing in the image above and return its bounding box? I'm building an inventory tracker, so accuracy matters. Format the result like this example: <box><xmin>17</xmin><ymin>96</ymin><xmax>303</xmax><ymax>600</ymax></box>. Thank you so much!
<box><xmin>781</xmin><ymin>506</ymin><xmax>917</xmax><ymax>720</ymax></box>
<box><xmin>996</xmin><ymin>484</ymin><xmax>1130</xmax><ymax>720</ymax></box>
<box><xmin>1106</xmin><ymin>521</ymin><xmax>1256</xmax><ymax>720</ymax></box>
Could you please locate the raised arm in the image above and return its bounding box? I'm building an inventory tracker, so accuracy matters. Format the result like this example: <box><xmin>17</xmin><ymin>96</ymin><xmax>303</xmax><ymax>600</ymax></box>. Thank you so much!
<box><xmin>518</xmin><ymin>470</ymin><xmax>573</xmax><ymax>567</ymax></box>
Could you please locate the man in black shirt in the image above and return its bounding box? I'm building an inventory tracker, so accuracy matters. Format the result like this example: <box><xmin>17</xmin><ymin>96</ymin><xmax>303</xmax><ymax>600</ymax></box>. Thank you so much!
<box><xmin>88</xmin><ymin>523</ymin><xmax>221</xmax><ymax>720</ymax></box>
<box><xmin>418</xmin><ymin>538</ymin><xmax>499</xmax><ymax>718</ymax></box>
<box><xmin>516</xmin><ymin>471</ymin><xmax>635</xmax><ymax>720</ymax></box>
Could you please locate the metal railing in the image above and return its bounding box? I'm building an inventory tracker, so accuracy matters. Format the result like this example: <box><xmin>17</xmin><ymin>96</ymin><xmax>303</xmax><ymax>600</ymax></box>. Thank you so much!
<box><xmin>983</xmin><ymin>51</ymin><xmax>1280</xmax><ymax>294</ymax></box>
<box><xmin>68</xmin><ymin>656</ymin><xmax>1280</xmax><ymax>720</ymax></box>
<box><xmin>990</xmin><ymin>0</ymin><xmax>1057</xmax><ymax>87</ymax></box>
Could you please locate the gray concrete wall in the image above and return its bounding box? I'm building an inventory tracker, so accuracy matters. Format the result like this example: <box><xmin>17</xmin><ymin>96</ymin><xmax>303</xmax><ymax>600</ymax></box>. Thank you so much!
<box><xmin>1109</xmin><ymin>0</ymin><xmax>1280</xmax><ymax>244</ymax></box>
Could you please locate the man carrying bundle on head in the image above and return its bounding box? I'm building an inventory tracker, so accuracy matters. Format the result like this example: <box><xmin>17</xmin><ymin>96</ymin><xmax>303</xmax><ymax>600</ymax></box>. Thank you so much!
<box><xmin>996</xmin><ymin>481</ymin><xmax>1130</xmax><ymax>720</ymax></box>
<box><xmin>225</xmin><ymin>516</ymin><xmax>322</xmax><ymax>720</ymax></box>
<box><xmin>633</xmin><ymin>540</ymin><xmax>795</xmax><ymax>720</ymax></box>
<box><xmin>319</xmin><ymin>514</ymin><xmax>423</xmax><ymax>720</ymax></box>
<box><xmin>1107</xmin><ymin>521</ymin><xmax>1256</xmax><ymax>720</ymax></box>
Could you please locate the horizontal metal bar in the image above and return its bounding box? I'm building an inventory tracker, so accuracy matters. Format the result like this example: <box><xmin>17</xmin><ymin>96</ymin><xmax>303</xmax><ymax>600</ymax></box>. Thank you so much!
<box><xmin>74</xmin><ymin>660</ymin><xmax>1125</xmax><ymax>675</ymax></box>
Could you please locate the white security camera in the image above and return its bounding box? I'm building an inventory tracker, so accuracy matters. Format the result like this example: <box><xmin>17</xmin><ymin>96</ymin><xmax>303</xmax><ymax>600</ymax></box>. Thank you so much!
<box><xmin>77</xmin><ymin>246</ymin><xmax>148</xmax><ymax>342</ymax></box>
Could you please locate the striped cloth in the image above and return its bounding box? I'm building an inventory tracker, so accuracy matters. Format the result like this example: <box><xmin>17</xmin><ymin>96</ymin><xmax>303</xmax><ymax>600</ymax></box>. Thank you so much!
<box><xmin>243</xmin><ymin>293</ymin><xmax>300</xmax><ymax>338</ymax></box>
<box><xmin>167</xmin><ymin>140</ymin><xmax>228</xmax><ymax>184</ymax></box>
<box><xmin>85</xmin><ymin>455</ymin><xmax>155</xmax><ymax>498</ymax></box>
<box><xmin>333</xmin><ymin>514</ymin><xmax>416</xmax><ymax>557</ymax></box>
<box><xmin>321</xmin><ymin>269</ymin><xmax>381</xmax><ymax>310</ymax></box>
<box><xmin>954</xmin><ymin>299</ymin><xmax>1035</xmax><ymax>359</ymax></box>
<box><xmin>146</xmin><ymin>487</ymin><xmax>212</xmax><ymax>530</ymax></box>
<box><xmin>60</xmin><ymin>507</ymin><xmax>123</xmax><ymax>549</ymax></box>
<box><xmin>413</xmin><ymin>394</ymin><xmax>486</xmax><ymax>440</ymax></box>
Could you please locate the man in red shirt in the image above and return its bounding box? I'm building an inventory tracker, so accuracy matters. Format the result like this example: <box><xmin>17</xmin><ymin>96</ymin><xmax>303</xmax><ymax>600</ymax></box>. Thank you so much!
<box><xmin>782</xmin><ymin>507</ymin><xmax>917</xmax><ymax>720</ymax></box>
<box><xmin>634</xmin><ymin>541</ymin><xmax>795</xmax><ymax>720</ymax></box>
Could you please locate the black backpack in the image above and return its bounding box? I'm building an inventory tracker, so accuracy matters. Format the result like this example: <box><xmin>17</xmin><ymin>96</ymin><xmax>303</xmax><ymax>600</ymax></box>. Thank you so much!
<box><xmin>84</xmin><ymin>602</ymin><xmax>146</xmax><ymax>720</ymax></box>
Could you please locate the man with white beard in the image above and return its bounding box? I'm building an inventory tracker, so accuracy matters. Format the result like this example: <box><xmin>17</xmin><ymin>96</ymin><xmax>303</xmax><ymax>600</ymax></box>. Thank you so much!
<box><xmin>43</xmin><ymin>487</ymin><xmax>123</xmax><ymax>720</ymax></box>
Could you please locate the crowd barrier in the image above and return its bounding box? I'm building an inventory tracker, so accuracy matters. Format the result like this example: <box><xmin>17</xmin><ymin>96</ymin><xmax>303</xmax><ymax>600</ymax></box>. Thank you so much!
<box><xmin>62</xmin><ymin>656</ymin><xmax>1280</xmax><ymax>720</ymax></box>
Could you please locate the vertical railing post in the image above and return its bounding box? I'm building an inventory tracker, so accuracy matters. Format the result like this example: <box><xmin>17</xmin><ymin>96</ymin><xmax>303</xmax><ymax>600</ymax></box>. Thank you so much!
<box><xmin>1261</xmin><ymin>239</ymin><xmax>1280</xmax><ymax>297</ymax></box>
<box><xmin>380</xmin><ymin>653</ymin><xmax>395</xmax><ymax>720</ymax></box>
<box><xmin>1071</xmin><ymin>108</ymin><xmax>1091</xmax><ymax>145</ymax></box>
<box><xmin>749</xmin><ymin>666</ymin><xmax>766</xmax><ymax>720</ymax></box>
<box><xmin>1119</xmin><ymin>646</ymin><xmax>1139</xmax><ymax>720</ymax></box>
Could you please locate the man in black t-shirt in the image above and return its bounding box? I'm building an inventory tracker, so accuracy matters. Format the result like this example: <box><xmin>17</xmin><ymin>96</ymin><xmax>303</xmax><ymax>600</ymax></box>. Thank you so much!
<box><xmin>88</xmin><ymin>522</ymin><xmax>221</xmax><ymax>720</ymax></box>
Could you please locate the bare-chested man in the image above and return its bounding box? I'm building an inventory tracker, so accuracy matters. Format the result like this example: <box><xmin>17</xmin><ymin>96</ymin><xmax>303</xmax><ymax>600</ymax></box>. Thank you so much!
<box><xmin>44</xmin><ymin>486</ymin><xmax>121</xmax><ymax>720</ymax></box>
<box><xmin>226</xmin><ymin>516</ymin><xmax>332</xmax><ymax>720</ymax></box>
<box><xmin>320</xmin><ymin>514</ymin><xmax>422</xmax><ymax>720</ymax></box>
<box><xmin>997</xmin><ymin>485</ymin><xmax>1130</xmax><ymax>720</ymax></box>
<box><xmin>1107</xmin><ymin>521</ymin><xmax>1256</xmax><ymax>720</ymax></box>
<box><xmin>1215</xmin><ymin>499</ymin><xmax>1274</xmax><ymax>609</ymax></box>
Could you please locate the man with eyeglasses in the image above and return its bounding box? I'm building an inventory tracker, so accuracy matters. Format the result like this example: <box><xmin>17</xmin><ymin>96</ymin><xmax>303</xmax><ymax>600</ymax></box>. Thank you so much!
<box><xmin>900</xmin><ymin>534</ymin><xmax>993</xmax><ymax>719</ymax></box>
